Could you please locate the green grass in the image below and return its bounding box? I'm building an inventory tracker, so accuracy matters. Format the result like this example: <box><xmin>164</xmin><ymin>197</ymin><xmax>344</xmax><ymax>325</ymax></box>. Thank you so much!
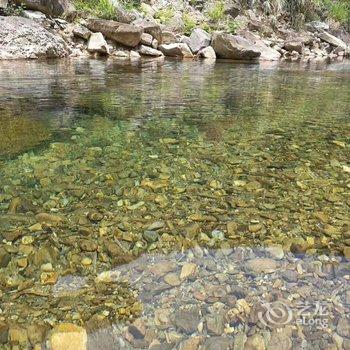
<box><xmin>74</xmin><ymin>0</ymin><xmax>117</xmax><ymax>20</ymax></box>
<box><xmin>321</xmin><ymin>0</ymin><xmax>350</xmax><ymax>24</ymax></box>
<box><xmin>200</xmin><ymin>22</ymin><xmax>214</xmax><ymax>33</ymax></box>
<box><xmin>207</xmin><ymin>1</ymin><xmax>225</xmax><ymax>22</ymax></box>
<box><xmin>120</xmin><ymin>0</ymin><xmax>141</xmax><ymax>10</ymax></box>
<box><xmin>227</xmin><ymin>20</ymin><xmax>239</xmax><ymax>34</ymax></box>
<box><xmin>183</xmin><ymin>13</ymin><xmax>197</xmax><ymax>35</ymax></box>
<box><xmin>154</xmin><ymin>7</ymin><xmax>174</xmax><ymax>24</ymax></box>
<box><xmin>3</xmin><ymin>3</ymin><xmax>26</xmax><ymax>16</ymax></box>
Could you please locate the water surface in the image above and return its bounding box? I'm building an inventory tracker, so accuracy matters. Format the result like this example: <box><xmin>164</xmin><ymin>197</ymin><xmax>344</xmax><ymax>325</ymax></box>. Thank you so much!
<box><xmin>0</xmin><ymin>58</ymin><xmax>349</xmax><ymax>349</ymax></box>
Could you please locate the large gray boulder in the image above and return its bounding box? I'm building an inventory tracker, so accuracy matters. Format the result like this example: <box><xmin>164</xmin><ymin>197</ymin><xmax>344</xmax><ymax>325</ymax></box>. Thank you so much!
<box><xmin>242</xmin><ymin>31</ymin><xmax>281</xmax><ymax>60</ymax></box>
<box><xmin>86</xmin><ymin>19</ymin><xmax>143</xmax><ymax>47</ymax></box>
<box><xmin>14</xmin><ymin>0</ymin><xmax>74</xmax><ymax>17</ymax></box>
<box><xmin>211</xmin><ymin>32</ymin><xmax>261</xmax><ymax>60</ymax></box>
<box><xmin>0</xmin><ymin>16</ymin><xmax>69</xmax><ymax>60</ymax></box>
<box><xmin>188</xmin><ymin>28</ymin><xmax>211</xmax><ymax>53</ymax></box>
<box><xmin>158</xmin><ymin>43</ymin><xmax>193</xmax><ymax>58</ymax></box>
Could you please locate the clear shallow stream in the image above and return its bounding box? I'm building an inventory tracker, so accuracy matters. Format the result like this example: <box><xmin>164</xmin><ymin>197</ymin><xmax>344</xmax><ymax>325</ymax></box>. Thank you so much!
<box><xmin>0</xmin><ymin>58</ymin><xmax>349</xmax><ymax>349</ymax></box>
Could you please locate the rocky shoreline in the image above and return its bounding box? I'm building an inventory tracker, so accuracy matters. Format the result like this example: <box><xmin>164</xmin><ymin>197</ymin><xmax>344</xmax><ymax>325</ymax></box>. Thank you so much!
<box><xmin>0</xmin><ymin>0</ymin><xmax>349</xmax><ymax>63</ymax></box>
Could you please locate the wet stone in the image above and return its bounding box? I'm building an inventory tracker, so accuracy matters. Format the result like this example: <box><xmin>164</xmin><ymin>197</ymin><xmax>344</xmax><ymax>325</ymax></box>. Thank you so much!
<box><xmin>50</xmin><ymin>323</ymin><xmax>87</xmax><ymax>350</ymax></box>
<box><xmin>164</xmin><ymin>272</ymin><xmax>181</xmax><ymax>286</ymax></box>
<box><xmin>174</xmin><ymin>308</ymin><xmax>201</xmax><ymax>334</ymax></box>
<box><xmin>337</xmin><ymin>318</ymin><xmax>350</xmax><ymax>338</ymax></box>
<box><xmin>0</xmin><ymin>322</ymin><xmax>9</xmax><ymax>344</ymax></box>
<box><xmin>87</xmin><ymin>211</ymin><xmax>103</xmax><ymax>222</ymax></box>
<box><xmin>32</xmin><ymin>246</ymin><xmax>59</xmax><ymax>266</ymax></box>
<box><xmin>0</xmin><ymin>247</ymin><xmax>10</xmax><ymax>268</ymax></box>
<box><xmin>27</xmin><ymin>324</ymin><xmax>48</xmax><ymax>347</ymax></box>
<box><xmin>9</xmin><ymin>326</ymin><xmax>28</xmax><ymax>346</ymax></box>
<box><xmin>234</xmin><ymin>333</ymin><xmax>247</xmax><ymax>350</ymax></box>
<box><xmin>245</xmin><ymin>258</ymin><xmax>277</xmax><ymax>273</ymax></box>
<box><xmin>202</xmin><ymin>336</ymin><xmax>234</xmax><ymax>350</ymax></box>
<box><xmin>0</xmin><ymin>59</ymin><xmax>349</xmax><ymax>349</ymax></box>
<box><xmin>147</xmin><ymin>221</ymin><xmax>165</xmax><ymax>231</ymax></box>
<box><xmin>267</xmin><ymin>330</ymin><xmax>292</xmax><ymax>350</ymax></box>
<box><xmin>266</xmin><ymin>245</ymin><xmax>284</xmax><ymax>260</ymax></box>
<box><xmin>206</xmin><ymin>312</ymin><xmax>225</xmax><ymax>335</ymax></box>
<box><xmin>244</xmin><ymin>334</ymin><xmax>266</xmax><ymax>350</ymax></box>
<box><xmin>143</xmin><ymin>230</ymin><xmax>160</xmax><ymax>243</ymax></box>
<box><xmin>128</xmin><ymin>319</ymin><xmax>146</xmax><ymax>339</ymax></box>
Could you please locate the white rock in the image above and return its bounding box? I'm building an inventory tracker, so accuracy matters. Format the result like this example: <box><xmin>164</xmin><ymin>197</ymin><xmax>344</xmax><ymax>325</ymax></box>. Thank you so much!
<box><xmin>22</xmin><ymin>10</ymin><xmax>46</xmax><ymax>20</ymax></box>
<box><xmin>158</xmin><ymin>43</ymin><xmax>193</xmax><ymax>58</ymax></box>
<box><xmin>152</xmin><ymin>38</ymin><xmax>158</xmax><ymax>49</ymax></box>
<box><xmin>138</xmin><ymin>45</ymin><xmax>163</xmax><ymax>56</ymax></box>
<box><xmin>73</xmin><ymin>24</ymin><xmax>91</xmax><ymax>40</ymax></box>
<box><xmin>114</xmin><ymin>50</ymin><xmax>130</xmax><ymax>58</ymax></box>
<box><xmin>140</xmin><ymin>32</ymin><xmax>153</xmax><ymax>46</ymax></box>
<box><xmin>316</xmin><ymin>30</ymin><xmax>347</xmax><ymax>50</ymax></box>
<box><xmin>130</xmin><ymin>50</ymin><xmax>141</xmax><ymax>60</ymax></box>
<box><xmin>139</xmin><ymin>3</ymin><xmax>155</xmax><ymax>17</ymax></box>
<box><xmin>87</xmin><ymin>32</ymin><xmax>109</xmax><ymax>54</ymax></box>
<box><xmin>199</xmin><ymin>46</ymin><xmax>216</xmax><ymax>59</ymax></box>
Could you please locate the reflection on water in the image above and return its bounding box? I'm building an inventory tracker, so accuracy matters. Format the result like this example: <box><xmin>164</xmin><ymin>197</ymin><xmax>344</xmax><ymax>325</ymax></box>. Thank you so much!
<box><xmin>0</xmin><ymin>110</ymin><xmax>51</xmax><ymax>157</ymax></box>
<box><xmin>0</xmin><ymin>58</ymin><xmax>349</xmax><ymax>349</ymax></box>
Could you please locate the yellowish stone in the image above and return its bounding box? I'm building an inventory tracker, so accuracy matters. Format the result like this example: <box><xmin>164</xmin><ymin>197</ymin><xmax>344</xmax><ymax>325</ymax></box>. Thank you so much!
<box><xmin>50</xmin><ymin>323</ymin><xmax>87</xmax><ymax>350</ymax></box>
<box><xmin>28</xmin><ymin>223</ymin><xmax>42</xmax><ymax>232</ymax></box>
<box><xmin>180</xmin><ymin>263</ymin><xmax>197</xmax><ymax>280</ymax></box>
<box><xmin>81</xmin><ymin>257</ymin><xmax>92</xmax><ymax>266</ymax></box>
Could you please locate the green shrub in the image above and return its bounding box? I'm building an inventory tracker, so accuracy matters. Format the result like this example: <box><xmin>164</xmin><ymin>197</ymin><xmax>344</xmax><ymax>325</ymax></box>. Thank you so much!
<box><xmin>3</xmin><ymin>3</ymin><xmax>26</xmax><ymax>16</ymax></box>
<box><xmin>227</xmin><ymin>20</ymin><xmax>239</xmax><ymax>34</ymax></box>
<box><xmin>280</xmin><ymin>0</ymin><xmax>350</xmax><ymax>29</ymax></box>
<box><xmin>321</xmin><ymin>0</ymin><xmax>350</xmax><ymax>25</ymax></box>
<box><xmin>120</xmin><ymin>0</ymin><xmax>141</xmax><ymax>10</ymax></box>
<box><xmin>154</xmin><ymin>7</ymin><xmax>174</xmax><ymax>24</ymax></box>
<box><xmin>200</xmin><ymin>22</ymin><xmax>214</xmax><ymax>33</ymax></box>
<box><xmin>74</xmin><ymin>0</ymin><xmax>117</xmax><ymax>20</ymax></box>
<box><xmin>207</xmin><ymin>1</ymin><xmax>225</xmax><ymax>22</ymax></box>
<box><xmin>283</xmin><ymin>0</ymin><xmax>319</xmax><ymax>28</ymax></box>
<box><xmin>183</xmin><ymin>13</ymin><xmax>197</xmax><ymax>35</ymax></box>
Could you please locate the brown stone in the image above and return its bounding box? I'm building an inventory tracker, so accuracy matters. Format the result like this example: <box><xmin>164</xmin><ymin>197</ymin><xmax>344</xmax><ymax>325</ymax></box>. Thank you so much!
<box><xmin>86</xmin><ymin>19</ymin><xmax>142</xmax><ymax>47</ymax></box>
